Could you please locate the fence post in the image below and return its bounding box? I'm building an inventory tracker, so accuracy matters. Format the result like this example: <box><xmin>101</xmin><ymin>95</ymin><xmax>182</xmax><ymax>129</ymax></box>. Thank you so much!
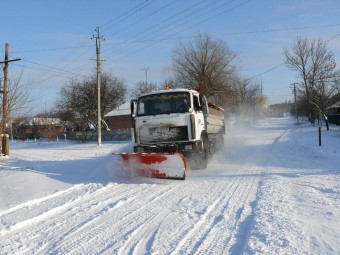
<box><xmin>318</xmin><ymin>127</ymin><xmax>322</xmax><ymax>146</ymax></box>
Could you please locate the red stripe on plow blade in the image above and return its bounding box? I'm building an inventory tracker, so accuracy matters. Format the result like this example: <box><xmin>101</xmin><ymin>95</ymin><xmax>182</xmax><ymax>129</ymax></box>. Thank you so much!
<box><xmin>113</xmin><ymin>152</ymin><xmax>187</xmax><ymax>180</ymax></box>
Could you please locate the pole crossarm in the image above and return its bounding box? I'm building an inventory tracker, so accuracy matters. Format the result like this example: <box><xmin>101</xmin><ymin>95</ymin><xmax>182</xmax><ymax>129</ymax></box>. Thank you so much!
<box><xmin>0</xmin><ymin>58</ymin><xmax>21</xmax><ymax>64</ymax></box>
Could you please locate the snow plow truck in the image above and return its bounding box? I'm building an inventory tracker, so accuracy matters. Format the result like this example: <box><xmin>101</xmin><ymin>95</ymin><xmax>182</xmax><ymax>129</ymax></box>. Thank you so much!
<box><xmin>116</xmin><ymin>88</ymin><xmax>225</xmax><ymax>180</ymax></box>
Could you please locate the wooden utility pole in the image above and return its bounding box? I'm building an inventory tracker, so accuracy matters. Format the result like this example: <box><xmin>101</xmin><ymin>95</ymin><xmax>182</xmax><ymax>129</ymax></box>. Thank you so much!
<box><xmin>0</xmin><ymin>43</ymin><xmax>21</xmax><ymax>155</ymax></box>
<box><xmin>292</xmin><ymin>83</ymin><xmax>299</xmax><ymax>125</ymax></box>
<box><xmin>141</xmin><ymin>67</ymin><xmax>149</xmax><ymax>85</ymax></box>
<box><xmin>92</xmin><ymin>28</ymin><xmax>104</xmax><ymax>146</ymax></box>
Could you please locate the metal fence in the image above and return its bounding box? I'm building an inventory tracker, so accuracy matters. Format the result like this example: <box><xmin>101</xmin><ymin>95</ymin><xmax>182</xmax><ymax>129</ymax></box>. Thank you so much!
<box><xmin>59</xmin><ymin>129</ymin><xmax>132</xmax><ymax>142</ymax></box>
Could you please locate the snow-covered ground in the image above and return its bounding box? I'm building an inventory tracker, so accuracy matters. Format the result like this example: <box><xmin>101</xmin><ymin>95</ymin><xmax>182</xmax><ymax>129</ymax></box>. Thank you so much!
<box><xmin>0</xmin><ymin>117</ymin><xmax>339</xmax><ymax>255</ymax></box>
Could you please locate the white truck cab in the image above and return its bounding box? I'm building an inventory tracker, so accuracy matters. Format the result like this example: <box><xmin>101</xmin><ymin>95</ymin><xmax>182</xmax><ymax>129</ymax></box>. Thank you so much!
<box><xmin>131</xmin><ymin>88</ymin><xmax>225</xmax><ymax>169</ymax></box>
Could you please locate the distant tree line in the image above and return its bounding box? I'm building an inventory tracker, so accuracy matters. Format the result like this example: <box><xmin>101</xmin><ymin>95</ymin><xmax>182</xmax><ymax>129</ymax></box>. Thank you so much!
<box><xmin>7</xmin><ymin>33</ymin><xmax>266</xmax><ymax>132</ymax></box>
<box><xmin>12</xmin><ymin>33</ymin><xmax>340</xmax><ymax>133</ymax></box>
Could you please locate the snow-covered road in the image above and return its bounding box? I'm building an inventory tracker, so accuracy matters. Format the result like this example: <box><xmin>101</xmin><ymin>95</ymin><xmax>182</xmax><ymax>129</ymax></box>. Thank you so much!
<box><xmin>0</xmin><ymin>117</ymin><xmax>339</xmax><ymax>254</ymax></box>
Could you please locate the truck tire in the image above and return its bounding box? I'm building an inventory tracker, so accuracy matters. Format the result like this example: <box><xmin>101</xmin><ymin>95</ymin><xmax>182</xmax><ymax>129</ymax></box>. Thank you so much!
<box><xmin>217</xmin><ymin>134</ymin><xmax>224</xmax><ymax>151</ymax></box>
<box><xmin>190</xmin><ymin>135</ymin><xmax>208</xmax><ymax>170</ymax></box>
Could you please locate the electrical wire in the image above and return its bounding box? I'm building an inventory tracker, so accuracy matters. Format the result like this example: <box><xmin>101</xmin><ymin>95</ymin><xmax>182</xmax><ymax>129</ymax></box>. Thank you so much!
<box><xmin>103</xmin><ymin>0</ymin><xmax>251</xmax><ymax>62</ymax></box>
<box><xmin>100</xmin><ymin>0</ymin><xmax>157</xmax><ymax>33</ymax></box>
<box><xmin>10</xmin><ymin>1</ymin><xmax>340</xmax><ymax>91</ymax></box>
<box><xmin>103</xmin><ymin>0</ymin><xmax>179</xmax><ymax>39</ymax></box>
<box><xmin>102</xmin><ymin>0</ymin><xmax>236</xmax><ymax>59</ymax></box>
<box><xmin>11</xmin><ymin>24</ymin><xmax>340</xmax><ymax>54</ymax></box>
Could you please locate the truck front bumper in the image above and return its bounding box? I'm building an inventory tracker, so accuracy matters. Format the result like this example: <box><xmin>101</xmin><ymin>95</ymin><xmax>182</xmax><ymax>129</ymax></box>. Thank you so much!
<box><xmin>134</xmin><ymin>141</ymin><xmax>201</xmax><ymax>154</ymax></box>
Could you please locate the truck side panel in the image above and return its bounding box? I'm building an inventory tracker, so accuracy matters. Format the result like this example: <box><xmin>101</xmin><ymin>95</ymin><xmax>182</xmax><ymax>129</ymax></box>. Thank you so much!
<box><xmin>206</xmin><ymin>106</ymin><xmax>225</xmax><ymax>135</ymax></box>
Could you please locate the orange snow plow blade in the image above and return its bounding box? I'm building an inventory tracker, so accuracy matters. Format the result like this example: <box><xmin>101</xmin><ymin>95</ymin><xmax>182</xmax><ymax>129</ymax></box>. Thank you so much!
<box><xmin>114</xmin><ymin>152</ymin><xmax>187</xmax><ymax>180</ymax></box>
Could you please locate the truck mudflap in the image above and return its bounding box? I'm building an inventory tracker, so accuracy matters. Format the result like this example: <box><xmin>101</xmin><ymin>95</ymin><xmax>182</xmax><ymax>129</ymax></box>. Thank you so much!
<box><xmin>114</xmin><ymin>152</ymin><xmax>187</xmax><ymax>180</ymax></box>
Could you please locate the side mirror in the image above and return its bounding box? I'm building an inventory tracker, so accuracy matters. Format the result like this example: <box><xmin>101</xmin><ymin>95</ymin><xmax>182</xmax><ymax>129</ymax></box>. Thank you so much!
<box><xmin>131</xmin><ymin>100</ymin><xmax>137</xmax><ymax>117</ymax></box>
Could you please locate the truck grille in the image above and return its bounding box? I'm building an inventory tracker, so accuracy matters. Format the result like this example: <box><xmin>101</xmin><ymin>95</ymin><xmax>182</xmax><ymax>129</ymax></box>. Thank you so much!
<box><xmin>139</xmin><ymin>125</ymin><xmax>188</xmax><ymax>144</ymax></box>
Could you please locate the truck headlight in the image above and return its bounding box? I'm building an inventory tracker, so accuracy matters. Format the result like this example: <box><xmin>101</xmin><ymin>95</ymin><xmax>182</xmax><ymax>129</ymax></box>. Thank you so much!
<box><xmin>185</xmin><ymin>144</ymin><xmax>193</xmax><ymax>150</ymax></box>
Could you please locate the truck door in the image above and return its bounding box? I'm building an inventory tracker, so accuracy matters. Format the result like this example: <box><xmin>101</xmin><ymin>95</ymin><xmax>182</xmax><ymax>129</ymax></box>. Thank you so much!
<box><xmin>199</xmin><ymin>93</ymin><xmax>208</xmax><ymax>130</ymax></box>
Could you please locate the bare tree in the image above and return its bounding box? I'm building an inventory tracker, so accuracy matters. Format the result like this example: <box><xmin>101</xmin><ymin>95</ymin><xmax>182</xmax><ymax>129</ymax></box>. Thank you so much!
<box><xmin>284</xmin><ymin>37</ymin><xmax>339</xmax><ymax>122</ymax></box>
<box><xmin>130</xmin><ymin>81</ymin><xmax>159</xmax><ymax>99</ymax></box>
<box><xmin>1</xmin><ymin>69</ymin><xmax>36</xmax><ymax>117</ymax></box>
<box><xmin>171</xmin><ymin>33</ymin><xmax>238</xmax><ymax>106</ymax></box>
<box><xmin>230</xmin><ymin>77</ymin><xmax>265</xmax><ymax>120</ymax></box>
<box><xmin>57</xmin><ymin>72</ymin><xmax>126</xmax><ymax>127</ymax></box>
<box><xmin>236</xmin><ymin>78</ymin><xmax>262</xmax><ymax>105</ymax></box>
<box><xmin>0</xmin><ymin>69</ymin><xmax>36</xmax><ymax>138</ymax></box>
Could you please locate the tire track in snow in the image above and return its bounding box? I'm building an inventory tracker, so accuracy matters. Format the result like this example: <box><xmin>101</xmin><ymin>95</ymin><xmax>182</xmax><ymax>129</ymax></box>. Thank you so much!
<box><xmin>116</xmin><ymin>213</ymin><xmax>166</xmax><ymax>255</ymax></box>
<box><xmin>41</xmin><ymin>183</ymin><xmax>157</xmax><ymax>255</ymax></box>
<box><xmin>47</xmin><ymin>183</ymin><xmax>171</xmax><ymax>254</ymax></box>
<box><xmin>170</xmin><ymin>180</ymin><xmax>239</xmax><ymax>255</ymax></box>
<box><xmin>101</xmin><ymin>178</ymin><xmax>243</xmax><ymax>255</ymax></box>
<box><xmin>114</xmin><ymin>180</ymin><xmax>203</xmax><ymax>255</ymax></box>
<box><xmin>0</xmin><ymin>184</ymin><xmax>84</xmax><ymax>218</ymax></box>
<box><xmin>0</xmin><ymin>183</ymin><xmax>156</xmax><ymax>255</ymax></box>
<box><xmin>47</xmin><ymin>182</ymin><xmax>185</xmax><ymax>255</ymax></box>
<box><xmin>192</xmin><ymin>179</ymin><xmax>256</xmax><ymax>254</ymax></box>
<box><xmin>227</xmin><ymin>179</ymin><xmax>262</xmax><ymax>254</ymax></box>
<box><xmin>89</xmin><ymin>182</ymin><xmax>187</xmax><ymax>255</ymax></box>
<box><xmin>2</xmin><ymin>183</ymin><xmax>139</xmax><ymax>254</ymax></box>
<box><xmin>149</xmin><ymin>180</ymin><xmax>243</xmax><ymax>255</ymax></box>
<box><xmin>0</xmin><ymin>183</ymin><xmax>114</xmax><ymax>236</ymax></box>
<box><xmin>170</xmin><ymin>176</ymin><xmax>259</xmax><ymax>255</ymax></box>
<box><xmin>116</xmin><ymin>179</ymin><xmax>239</xmax><ymax>255</ymax></box>
<box><xmin>2</xmin><ymin>176</ymin><xmax>259</xmax><ymax>255</ymax></box>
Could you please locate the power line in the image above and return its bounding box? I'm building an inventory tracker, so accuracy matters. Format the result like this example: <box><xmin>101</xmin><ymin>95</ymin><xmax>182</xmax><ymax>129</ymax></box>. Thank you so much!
<box><xmin>11</xmin><ymin>23</ymin><xmax>340</xmax><ymax>54</ymax></box>
<box><xmin>103</xmin><ymin>0</ymin><xmax>242</xmax><ymax>59</ymax></box>
<box><xmin>8</xmin><ymin>0</ymin><xmax>340</xmax><ymax>92</ymax></box>
<box><xmin>21</xmin><ymin>59</ymin><xmax>88</xmax><ymax>77</ymax></box>
<box><xmin>247</xmin><ymin>63</ymin><xmax>286</xmax><ymax>80</ymax></box>
<box><xmin>103</xmin><ymin>0</ymin><xmax>179</xmax><ymax>39</ymax></box>
<box><xmin>246</xmin><ymin>32</ymin><xmax>340</xmax><ymax>81</ymax></box>
<box><xmin>100</xmin><ymin>0</ymin><xmax>157</xmax><ymax>32</ymax></box>
<box><xmin>13</xmin><ymin>29</ymin><xmax>340</xmax><ymax>89</ymax></box>
<box><xmin>104</xmin><ymin>0</ymin><xmax>252</xmax><ymax>62</ymax></box>
<box><xmin>103</xmin><ymin>0</ymin><xmax>207</xmax><ymax>50</ymax></box>
<box><xmin>12</xmin><ymin>45</ymin><xmax>92</xmax><ymax>54</ymax></box>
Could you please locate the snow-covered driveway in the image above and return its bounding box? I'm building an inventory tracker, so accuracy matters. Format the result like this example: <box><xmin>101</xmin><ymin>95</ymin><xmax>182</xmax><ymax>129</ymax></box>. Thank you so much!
<box><xmin>0</xmin><ymin>117</ymin><xmax>339</xmax><ymax>254</ymax></box>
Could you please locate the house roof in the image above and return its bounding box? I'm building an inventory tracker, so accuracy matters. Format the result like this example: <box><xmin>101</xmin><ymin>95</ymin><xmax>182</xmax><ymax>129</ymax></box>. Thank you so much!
<box><xmin>32</xmin><ymin>118</ymin><xmax>62</xmax><ymax>125</ymax></box>
<box><xmin>18</xmin><ymin>117</ymin><xmax>63</xmax><ymax>126</ymax></box>
<box><xmin>105</xmin><ymin>102</ymin><xmax>130</xmax><ymax>117</ymax></box>
<box><xmin>327</xmin><ymin>102</ymin><xmax>340</xmax><ymax>109</ymax></box>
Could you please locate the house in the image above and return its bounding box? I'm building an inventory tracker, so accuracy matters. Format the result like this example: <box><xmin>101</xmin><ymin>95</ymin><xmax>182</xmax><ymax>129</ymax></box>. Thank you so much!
<box><xmin>15</xmin><ymin>117</ymin><xmax>65</xmax><ymax>140</ymax></box>
<box><xmin>105</xmin><ymin>102</ymin><xmax>133</xmax><ymax>130</ymax></box>
<box><xmin>326</xmin><ymin>102</ymin><xmax>340</xmax><ymax>125</ymax></box>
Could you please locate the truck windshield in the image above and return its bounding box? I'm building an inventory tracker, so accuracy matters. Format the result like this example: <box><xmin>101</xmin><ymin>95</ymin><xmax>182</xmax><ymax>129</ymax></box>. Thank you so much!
<box><xmin>137</xmin><ymin>92</ymin><xmax>191</xmax><ymax>116</ymax></box>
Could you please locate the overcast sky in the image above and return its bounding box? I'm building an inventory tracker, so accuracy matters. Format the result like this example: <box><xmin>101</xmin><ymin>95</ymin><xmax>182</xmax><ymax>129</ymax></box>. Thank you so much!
<box><xmin>1</xmin><ymin>0</ymin><xmax>340</xmax><ymax>113</ymax></box>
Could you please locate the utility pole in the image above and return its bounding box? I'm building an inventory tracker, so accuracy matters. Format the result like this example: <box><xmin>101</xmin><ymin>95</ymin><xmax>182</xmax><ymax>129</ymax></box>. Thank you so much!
<box><xmin>0</xmin><ymin>43</ymin><xmax>21</xmax><ymax>155</ymax></box>
<box><xmin>92</xmin><ymin>28</ymin><xmax>104</xmax><ymax>146</ymax></box>
<box><xmin>291</xmin><ymin>82</ymin><xmax>299</xmax><ymax>124</ymax></box>
<box><xmin>141</xmin><ymin>67</ymin><xmax>149</xmax><ymax>85</ymax></box>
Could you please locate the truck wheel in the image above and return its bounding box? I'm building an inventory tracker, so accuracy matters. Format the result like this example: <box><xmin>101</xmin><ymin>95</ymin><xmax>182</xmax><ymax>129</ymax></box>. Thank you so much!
<box><xmin>191</xmin><ymin>135</ymin><xmax>208</xmax><ymax>170</ymax></box>
<box><xmin>217</xmin><ymin>134</ymin><xmax>224</xmax><ymax>151</ymax></box>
